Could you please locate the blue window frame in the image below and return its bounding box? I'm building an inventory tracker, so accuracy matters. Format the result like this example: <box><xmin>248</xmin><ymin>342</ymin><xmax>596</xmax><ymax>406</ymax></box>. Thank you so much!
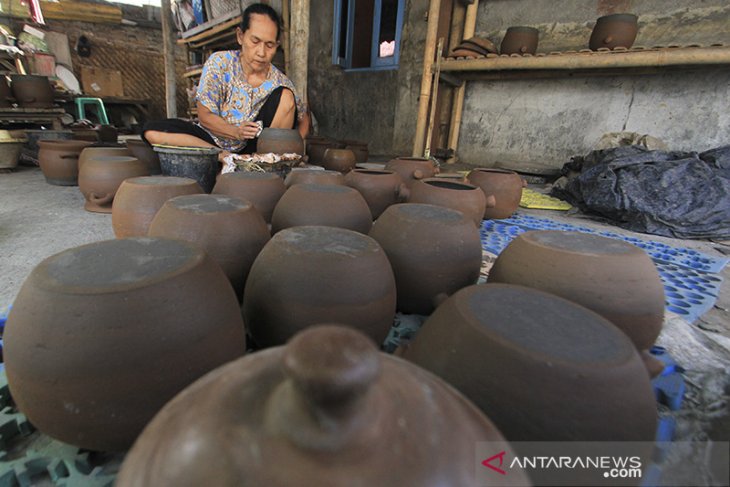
<box><xmin>333</xmin><ymin>0</ymin><xmax>405</xmax><ymax>71</ymax></box>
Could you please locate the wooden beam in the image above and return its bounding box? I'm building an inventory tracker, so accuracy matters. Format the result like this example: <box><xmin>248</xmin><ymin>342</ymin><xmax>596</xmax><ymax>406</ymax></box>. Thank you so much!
<box><xmin>412</xmin><ymin>0</ymin><xmax>443</xmax><ymax>157</ymax></box>
<box><xmin>289</xmin><ymin>0</ymin><xmax>310</xmax><ymax>105</ymax></box>
<box><xmin>161</xmin><ymin>0</ymin><xmax>177</xmax><ymax>118</ymax></box>
<box><xmin>178</xmin><ymin>17</ymin><xmax>241</xmax><ymax>45</ymax></box>
<box><xmin>282</xmin><ymin>0</ymin><xmax>291</xmax><ymax>75</ymax></box>
<box><xmin>424</xmin><ymin>39</ymin><xmax>444</xmax><ymax>158</ymax></box>
<box><xmin>448</xmin><ymin>1</ymin><xmax>466</xmax><ymax>53</ymax></box>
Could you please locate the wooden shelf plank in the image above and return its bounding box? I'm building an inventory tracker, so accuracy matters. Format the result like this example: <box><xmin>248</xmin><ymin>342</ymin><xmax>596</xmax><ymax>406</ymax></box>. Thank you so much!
<box><xmin>178</xmin><ymin>16</ymin><xmax>241</xmax><ymax>46</ymax></box>
<box><xmin>183</xmin><ymin>68</ymin><xmax>203</xmax><ymax>78</ymax></box>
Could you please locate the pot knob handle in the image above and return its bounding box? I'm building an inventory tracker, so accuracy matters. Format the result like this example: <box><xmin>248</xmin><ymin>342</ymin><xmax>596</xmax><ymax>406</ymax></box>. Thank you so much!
<box><xmin>397</xmin><ymin>182</ymin><xmax>410</xmax><ymax>202</ymax></box>
<box><xmin>413</xmin><ymin>169</ymin><xmax>424</xmax><ymax>180</ymax></box>
<box><xmin>521</xmin><ymin>178</ymin><xmax>527</xmax><ymax>188</ymax></box>
<box><xmin>519</xmin><ymin>45</ymin><xmax>528</xmax><ymax>53</ymax></box>
<box><xmin>485</xmin><ymin>194</ymin><xmax>497</xmax><ymax>208</ymax></box>
<box><xmin>603</xmin><ymin>36</ymin><xmax>613</xmax><ymax>44</ymax></box>
<box><xmin>88</xmin><ymin>192</ymin><xmax>114</xmax><ymax>206</ymax></box>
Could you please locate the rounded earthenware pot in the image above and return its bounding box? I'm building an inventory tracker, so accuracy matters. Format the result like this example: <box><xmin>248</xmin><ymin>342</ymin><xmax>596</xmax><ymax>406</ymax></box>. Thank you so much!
<box><xmin>149</xmin><ymin>194</ymin><xmax>270</xmax><ymax>298</ymax></box>
<box><xmin>384</xmin><ymin>157</ymin><xmax>438</xmax><ymax>188</ymax></box>
<box><xmin>0</xmin><ymin>75</ymin><xmax>12</xmax><ymax>107</ymax></box>
<box><xmin>305</xmin><ymin>137</ymin><xmax>337</xmax><ymax>165</ymax></box>
<box><xmin>10</xmin><ymin>74</ymin><xmax>54</xmax><ymax>108</ymax></box>
<box><xmin>112</xmin><ymin>176</ymin><xmax>203</xmax><ymax>238</ymax></box>
<box><xmin>3</xmin><ymin>237</ymin><xmax>247</xmax><ymax>452</ymax></box>
<box><xmin>406</xmin><ymin>178</ymin><xmax>487</xmax><ymax>226</ymax></box>
<box><xmin>589</xmin><ymin>13</ymin><xmax>638</xmax><ymax>51</ymax></box>
<box><xmin>322</xmin><ymin>148</ymin><xmax>356</xmax><ymax>173</ymax></box>
<box><xmin>257</xmin><ymin>128</ymin><xmax>304</xmax><ymax>155</ymax></box>
<box><xmin>37</xmin><ymin>140</ymin><xmax>94</xmax><ymax>186</ymax></box>
<box><xmin>213</xmin><ymin>171</ymin><xmax>286</xmax><ymax>223</ymax></box>
<box><xmin>369</xmin><ymin>204</ymin><xmax>482</xmax><ymax>315</ymax></box>
<box><xmin>342</xmin><ymin>140</ymin><xmax>369</xmax><ymax>163</ymax></box>
<box><xmin>117</xmin><ymin>325</ymin><xmax>529</xmax><ymax>487</ymax></box>
<box><xmin>404</xmin><ymin>283</ymin><xmax>657</xmax><ymax>450</ymax></box>
<box><xmin>271</xmin><ymin>184</ymin><xmax>372</xmax><ymax>234</ymax></box>
<box><xmin>78</xmin><ymin>155</ymin><xmax>149</xmax><ymax>213</ymax></box>
<box><xmin>78</xmin><ymin>146</ymin><xmax>132</xmax><ymax>170</ymax></box>
<box><xmin>467</xmin><ymin>168</ymin><xmax>525</xmax><ymax>219</ymax></box>
<box><xmin>488</xmin><ymin>231</ymin><xmax>665</xmax><ymax>350</ymax></box>
<box><xmin>126</xmin><ymin>139</ymin><xmax>162</xmax><ymax>174</ymax></box>
<box><xmin>500</xmin><ymin>26</ymin><xmax>539</xmax><ymax>55</ymax></box>
<box><xmin>243</xmin><ymin>227</ymin><xmax>397</xmax><ymax>347</ymax></box>
<box><xmin>344</xmin><ymin>169</ymin><xmax>405</xmax><ymax>219</ymax></box>
<box><xmin>283</xmin><ymin>168</ymin><xmax>345</xmax><ymax>187</ymax></box>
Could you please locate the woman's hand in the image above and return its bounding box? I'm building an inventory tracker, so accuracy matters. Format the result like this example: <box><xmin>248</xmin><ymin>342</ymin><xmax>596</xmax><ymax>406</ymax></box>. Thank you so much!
<box><xmin>236</xmin><ymin>121</ymin><xmax>261</xmax><ymax>140</ymax></box>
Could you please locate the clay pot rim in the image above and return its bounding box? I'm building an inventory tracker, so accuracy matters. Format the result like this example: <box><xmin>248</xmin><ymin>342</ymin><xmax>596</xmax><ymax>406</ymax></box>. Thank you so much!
<box><xmin>123</xmin><ymin>176</ymin><xmax>199</xmax><ymax>186</ymax></box>
<box><xmin>220</xmin><ymin>171</ymin><xmax>281</xmax><ymax>180</ymax></box>
<box><xmin>389</xmin><ymin>157</ymin><xmax>430</xmax><ymax>162</ymax></box>
<box><xmin>596</xmin><ymin>13</ymin><xmax>638</xmax><ymax>23</ymax></box>
<box><xmin>419</xmin><ymin>178</ymin><xmax>479</xmax><ymax>191</ymax></box>
<box><xmin>518</xmin><ymin>230</ymin><xmax>645</xmax><ymax>258</ymax></box>
<box><xmin>324</xmin><ymin>148</ymin><xmax>356</xmax><ymax>155</ymax></box>
<box><xmin>290</xmin><ymin>168</ymin><xmax>342</xmax><ymax>175</ymax></box>
<box><xmin>126</xmin><ymin>139</ymin><xmax>149</xmax><ymax>147</ymax></box>
<box><xmin>470</xmin><ymin>168</ymin><xmax>518</xmax><ymax>176</ymax></box>
<box><xmin>84</xmin><ymin>156</ymin><xmax>141</xmax><ymax>164</ymax></box>
<box><xmin>38</xmin><ymin>140</ymin><xmax>94</xmax><ymax>149</ymax></box>
<box><xmin>351</xmin><ymin>169</ymin><xmax>395</xmax><ymax>176</ymax></box>
<box><xmin>293</xmin><ymin>183</ymin><xmax>355</xmax><ymax>194</ymax></box>
<box><xmin>504</xmin><ymin>26</ymin><xmax>539</xmax><ymax>34</ymax></box>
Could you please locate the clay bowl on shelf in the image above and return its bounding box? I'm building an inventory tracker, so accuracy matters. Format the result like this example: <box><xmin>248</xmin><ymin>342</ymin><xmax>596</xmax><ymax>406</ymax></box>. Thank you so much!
<box><xmin>322</xmin><ymin>148</ymin><xmax>357</xmax><ymax>173</ymax></box>
<box><xmin>467</xmin><ymin>168</ymin><xmax>525</xmax><ymax>219</ymax></box>
<box><xmin>78</xmin><ymin>155</ymin><xmax>149</xmax><ymax>213</ymax></box>
<box><xmin>384</xmin><ymin>157</ymin><xmax>438</xmax><ymax>188</ymax></box>
<box><xmin>405</xmin><ymin>178</ymin><xmax>487</xmax><ymax>227</ymax></box>
<box><xmin>126</xmin><ymin>139</ymin><xmax>162</xmax><ymax>175</ymax></box>
<box><xmin>344</xmin><ymin>169</ymin><xmax>405</xmax><ymax>219</ymax></box>
<box><xmin>10</xmin><ymin>74</ymin><xmax>54</xmax><ymax>108</ymax></box>
<box><xmin>283</xmin><ymin>168</ymin><xmax>345</xmax><ymax>188</ymax></box>
<box><xmin>242</xmin><ymin>226</ymin><xmax>397</xmax><ymax>348</ymax></box>
<box><xmin>589</xmin><ymin>13</ymin><xmax>639</xmax><ymax>51</ymax></box>
<box><xmin>487</xmin><ymin>230</ymin><xmax>665</xmax><ymax>351</ymax></box>
<box><xmin>37</xmin><ymin>140</ymin><xmax>95</xmax><ymax>186</ymax></box>
<box><xmin>213</xmin><ymin>171</ymin><xmax>286</xmax><ymax>223</ymax></box>
<box><xmin>2</xmin><ymin>237</ymin><xmax>247</xmax><ymax>452</ymax></box>
<box><xmin>78</xmin><ymin>146</ymin><xmax>132</xmax><ymax>170</ymax></box>
<box><xmin>257</xmin><ymin>128</ymin><xmax>304</xmax><ymax>155</ymax></box>
<box><xmin>117</xmin><ymin>325</ymin><xmax>529</xmax><ymax>486</ymax></box>
<box><xmin>500</xmin><ymin>26</ymin><xmax>539</xmax><ymax>55</ymax></box>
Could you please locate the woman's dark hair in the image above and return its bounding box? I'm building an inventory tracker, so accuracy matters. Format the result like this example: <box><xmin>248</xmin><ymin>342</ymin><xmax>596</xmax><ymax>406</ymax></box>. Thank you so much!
<box><xmin>240</xmin><ymin>3</ymin><xmax>281</xmax><ymax>40</ymax></box>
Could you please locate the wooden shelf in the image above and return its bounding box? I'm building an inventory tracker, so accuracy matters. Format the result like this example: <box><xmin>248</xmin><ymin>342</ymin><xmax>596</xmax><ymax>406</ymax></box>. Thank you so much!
<box><xmin>178</xmin><ymin>16</ymin><xmax>241</xmax><ymax>47</ymax></box>
<box><xmin>183</xmin><ymin>68</ymin><xmax>203</xmax><ymax>78</ymax></box>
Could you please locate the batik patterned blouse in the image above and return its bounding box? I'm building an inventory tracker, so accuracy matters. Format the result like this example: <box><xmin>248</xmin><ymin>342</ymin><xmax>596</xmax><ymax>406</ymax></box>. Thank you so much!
<box><xmin>196</xmin><ymin>50</ymin><xmax>305</xmax><ymax>152</ymax></box>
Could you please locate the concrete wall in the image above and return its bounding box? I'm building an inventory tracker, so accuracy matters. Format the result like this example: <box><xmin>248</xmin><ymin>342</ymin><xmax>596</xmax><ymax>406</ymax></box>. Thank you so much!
<box><xmin>457</xmin><ymin>1</ymin><xmax>730</xmax><ymax>167</ymax></box>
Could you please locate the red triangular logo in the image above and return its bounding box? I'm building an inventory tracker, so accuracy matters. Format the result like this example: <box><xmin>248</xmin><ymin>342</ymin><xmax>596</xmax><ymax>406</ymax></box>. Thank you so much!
<box><xmin>482</xmin><ymin>451</ymin><xmax>507</xmax><ymax>475</ymax></box>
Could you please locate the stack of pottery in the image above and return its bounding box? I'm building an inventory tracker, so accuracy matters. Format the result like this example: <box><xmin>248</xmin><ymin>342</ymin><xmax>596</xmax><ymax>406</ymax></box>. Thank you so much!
<box><xmin>283</xmin><ymin>168</ymin><xmax>345</xmax><ymax>187</ymax></box>
<box><xmin>126</xmin><ymin>139</ymin><xmax>162</xmax><ymax>174</ymax></box>
<box><xmin>344</xmin><ymin>169</ymin><xmax>405</xmax><ymax>219</ymax></box>
<box><xmin>257</xmin><ymin>128</ymin><xmax>304</xmax><ymax>155</ymax></box>
<box><xmin>500</xmin><ymin>26</ymin><xmax>539</xmax><ymax>55</ymax></box>
<box><xmin>117</xmin><ymin>325</ymin><xmax>529</xmax><ymax>486</ymax></box>
<box><xmin>384</xmin><ymin>157</ymin><xmax>438</xmax><ymax>188</ymax></box>
<box><xmin>449</xmin><ymin>36</ymin><xmax>498</xmax><ymax>58</ymax></box>
<box><xmin>406</xmin><ymin>178</ymin><xmax>486</xmax><ymax>226</ymax></box>
<box><xmin>38</xmin><ymin>140</ymin><xmax>94</xmax><ymax>185</ymax></box>
<box><xmin>3</xmin><ymin>237</ymin><xmax>246</xmax><ymax>452</ymax></box>
<box><xmin>467</xmin><ymin>168</ymin><xmax>525</xmax><ymax>219</ymax></box>
<box><xmin>154</xmin><ymin>146</ymin><xmax>220</xmax><ymax>193</ymax></box>
<box><xmin>243</xmin><ymin>227</ymin><xmax>397</xmax><ymax>348</ymax></box>
<box><xmin>10</xmin><ymin>75</ymin><xmax>54</xmax><ymax>108</ymax></box>
<box><xmin>271</xmin><ymin>184</ymin><xmax>372</xmax><ymax>234</ymax></box>
<box><xmin>369</xmin><ymin>204</ymin><xmax>482</xmax><ymax>315</ymax></box>
<box><xmin>79</xmin><ymin>155</ymin><xmax>149</xmax><ymax>213</ymax></box>
<box><xmin>149</xmin><ymin>194</ymin><xmax>270</xmax><ymax>298</ymax></box>
<box><xmin>322</xmin><ymin>148</ymin><xmax>356</xmax><ymax>173</ymax></box>
<box><xmin>78</xmin><ymin>146</ymin><xmax>132</xmax><ymax>170</ymax></box>
<box><xmin>213</xmin><ymin>172</ymin><xmax>286</xmax><ymax>223</ymax></box>
<box><xmin>590</xmin><ymin>13</ymin><xmax>639</xmax><ymax>50</ymax></box>
<box><xmin>342</xmin><ymin>139</ymin><xmax>368</xmax><ymax>163</ymax></box>
<box><xmin>112</xmin><ymin>176</ymin><xmax>203</xmax><ymax>237</ymax></box>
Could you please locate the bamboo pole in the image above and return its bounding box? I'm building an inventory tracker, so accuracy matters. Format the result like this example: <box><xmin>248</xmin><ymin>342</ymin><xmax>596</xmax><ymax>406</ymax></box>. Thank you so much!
<box><xmin>448</xmin><ymin>1</ymin><xmax>466</xmax><ymax>53</ymax></box>
<box><xmin>289</xmin><ymin>0</ymin><xmax>310</xmax><ymax>105</ymax></box>
<box><xmin>424</xmin><ymin>39</ymin><xmax>444</xmax><ymax>158</ymax></box>
<box><xmin>282</xmin><ymin>0</ymin><xmax>291</xmax><ymax>75</ymax></box>
<box><xmin>161</xmin><ymin>0</ymin><xmax>177</xmax><ymax>118</ymax></box>
<box><xmin>412</xmin><ymin>0</ymin><xmax>443</xmax><ymax>157</ymax></box>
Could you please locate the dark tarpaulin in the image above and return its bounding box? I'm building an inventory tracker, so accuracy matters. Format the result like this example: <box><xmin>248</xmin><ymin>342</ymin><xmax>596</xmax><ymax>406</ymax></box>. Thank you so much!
<box><xmin>551</xmin><ymin>145</ymin><xmax>730</xmax><ymax>239</ymax></box>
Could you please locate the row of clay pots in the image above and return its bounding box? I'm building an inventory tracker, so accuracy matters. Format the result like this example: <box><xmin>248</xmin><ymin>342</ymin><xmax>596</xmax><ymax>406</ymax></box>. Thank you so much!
<box><xmin>306</xmin><ymin>136</ymin><xmax>369</xmax><ymax>165</ymax></box>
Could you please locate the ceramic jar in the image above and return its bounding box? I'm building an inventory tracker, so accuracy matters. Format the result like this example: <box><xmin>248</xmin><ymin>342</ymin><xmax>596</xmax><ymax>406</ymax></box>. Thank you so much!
<box><xmin>500</xmin><ymin>26</ymin><xmax>539</xmax><ymax>55</ymax></box>
<box><xmin>257</xmin><ymin>128</ymin><xmax>304</xmax><ymax>155</ymax></box>
<box><xmin>487</xmin><ymin>230</ymin><xmax>665</xmax><ymax>351</ymax></box>
<box><xmin>3</xmin><ymin>237</ymin><xmax>247</xmax><ymax>452</ymax></box>
<box><xmin>369</xmin><ymin>204</ymin><xmax>482</xmax><ymax>315</ymax></box>
<box><xmin>243</xmin><ymin>227</ymin><xmax>397</xmax><ymax>348</ymax></box>
<box><xmin>149</xmin><ymin>194</ymin><xmax>270</xmax><ymax>298</ymax></box>
<box><xmin>38</xmin><ymin>140</ymin><xmax>94</xmax><ymax>186</ymax></box>
<box><xmin>406</xmin><ymin>178</ymin><xmax>487</xmax><ymax>226</ymax></box>
<box><xmin>344</xmin><ymin>169</ymin><xmax>405</xmax><ymax>219</ymax></box>
<box><xmin>283</xmin><ymin>168</ymin><xmax>345</xmax><ymax>187</ymax></box>
<box><xmin>342</xmin><ymin>140</ymin><xmax>369</xmax><ymax>163</ymax></box>
<box><xmin>117</xmin><ymin>325</ymin><xmax>529</xmax><ymax>487</ymax></box>
<box><xmin>322</xmin><ymin>148</ymin><xmax>356</xmax><ymax>173</ymax></box>
<box><xmin>467</xmin><ymin>168</ymin><xmax>525</xmax><ymax>219</ymax></box>
<box><xmin>213</xmin><ymin>171</ymin><xmax>286</xmax><ymax>223</ymax></box>
<box><xmin>78</xmin><ymin>146</ymin><xmax>132</xmax><ymax>170</ymax></box>
<box><xmin>590</xmin><ymin>13</ymin><xmax>639</xmax><ymax>51</ymax></box>
<box><xmin>78</xmin><ymin>155</ymin><xmax>149</xmax><ymax>213</ymax></box>
<box><xmin>404</xmin><ymin>283</ymin><xmax>657</xmax><ymax>449</ymax></box>
<box><xmin>126</xmin><ymin>139</ymin><xmax>162</xmax><ymax>174</ymax></box>
<box><xmin>112</xmin><ymin>176</ymin><xmax>203</xmax><ymax>238</ymax></box>
<box><xmin>384</xmin><ymin>157</ymin><xmax>438</xmax><ymax>188</ymax></box>
<box><xmin>10</xmin><ymin>74</ymin><xmax>54</xmax><ymax>108</ymax></box>
<box><xmin>271</xmin><ymin>183</ymin><xmax>373</xmax><ymax>234</ymax></box>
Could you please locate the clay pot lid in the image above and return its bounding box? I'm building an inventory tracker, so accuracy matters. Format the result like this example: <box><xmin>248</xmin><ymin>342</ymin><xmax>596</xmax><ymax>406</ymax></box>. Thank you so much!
<box><xmin>451</xmin><ymin>283</ymin><xmax>637</xmax><ymax>367</ymax></box>
<box><xmin>596</xmin><ymin>13</ymin><xmax>638</xmax><ymax>22</ymax></box>
<box><xmin>462</xmin><ymin>36</ymin><xmax>498</xmax><ymax>53</ymax></box>
<box><xmin>125</xmin><ymin>176</ymin><xmax>197</xmax><ymax>186</ymax></box>
<box><xmin>519</xmin><ymin>230</ymin><xmax>644</xmax><ymax>257</ymax></box>
<box><xmin>420</xmin><ymin>178</ymin><xmax>478</xmax><ymax>190</ymax></box>
<box><xmin>165</xmin><ymin>194</ymin><xmax>252</xmax><ymax>214</ymax></box>
<box><xmin>274</xmin><ymin>225</ymin><xmax>378</xmax><ymax>257</ymax></box>
<box><xmin>505</xmin><ymin>26</ymin><xmax>539</xmax><ymax>34</ymax></box>
<box><xmin>386</xmin><ymin>203</ymin><xmax>467</xmax><ymax>224</ymax></box>
<box><xmin>33</xmin><ymin>237</ymin><xmax>204</xmax><ymax>294</ymax></box>
<box><xmin>221</xmin><ymin>171</ymin><xmax>280</xmax><ymax>181</ymax></box>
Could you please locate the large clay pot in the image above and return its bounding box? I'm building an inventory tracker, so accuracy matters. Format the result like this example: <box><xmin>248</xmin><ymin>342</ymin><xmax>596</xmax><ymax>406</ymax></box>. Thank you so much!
<box><xmin>78</xmin><ymin>156</ymin><xmax>149</xmax><ymax>213</ymax></box>
<box><xmin>243</xmin><ymin>227</ymin><xmax>396</xmax><ymax>348</ymax></box>
<box><xmin>404</xmin><ymin>284</ymin><xmax>657</xmax><ymax>448</ymax></box>
<box><xmin>406</xmin><ymin>178</ymin><xmax>487</xmax><ymax>226</ymax></box>
<box><xmin>213</xmin><ymin>171</ymin><xmax>286</xmax><ymax>223</ymax></box>
<box><xmin>500</xmin><ymin>26</ymin><xmax>539</xmax><ymax>55</ymax></box>
<box><xmin>271</xmin><ymin>183</ymin><xmax>372</xmax><ymax>234</ymax></box>
<box><xmin>149</xmin><ymin>194</ymin><xmax>270</xmax><ymax>298</ymax></box>
<box><xmin>112</xmin><ymin>176</ymin><xmax>203</xmax><ymax>238</ymax></box>
<box><xmin>342</xmin><ymin>139</ymin><xmax>369</xmax><ymax>163</ymax></box>
<box><xmin>283</xmin><ymin>168</ymin><xmax>345</xmax><ymax>187</ymax></box>
<box><xmin>38</xmin><ymin>140</ymin><xmax>94</xmax><ymax>186</ymax></box>
<box><xmin>369</xmin><ymin>204</ymin><xmax>482</xmax><ymax>315</ymax></box>
<box><xmin>126</xmin><ymin>139</ymin><xmax>162</xmax><ymax>175</ymax></box>
<box><xmin>0</xmin><ymin>75</ymin><xmax>12</xmax><ymax>107</ymax></box>
<box><xmin>322</xmin><ymin>148</ymin><xmax>356</xmax><ymax>173</ymax></box>
<box><xmin>78</xmin><ymin>146</ymin><xmax>132</xmax><ymax>170</ymax></box>
<box><xmin>467</xmin><ymin>168</ymin><xmax>524</xmax><ymax>219</ymax></box>
<box><xmin>487</xmin><ymin>230</ymin><xmax>665</xmax><ymax>350</ymax></box>
<box><xmin>384</xmin><ymin>157</ymin><xmax>438</xmax><ymax>188</ymax></box>
<box><xmin>10</xmin><ymin>74</ymin><xmax>54</xmax><ymax>108</ymax></box>
<box><xmin>344</xmin><ymin>169</ymin><xmax>405</xmax><ymax>219</ymax></box>
<box><xmin>117</xmin><ymin>325</ymin><xmax>529</xmax><ymax>486</ymax></box>
<box><xmin>589</xmin><ymin>13</ymin><xmax>639</xmax><ymax>51</ymax></box>
<box><xmin>3</xmin><ymin>237</ymin><xmax>247</xmax><ymax>452</ymax></box>
<box><xmin>257</xmin><ymin>128</ymin><xmax>304</xmax><ymax>155</ymax></box>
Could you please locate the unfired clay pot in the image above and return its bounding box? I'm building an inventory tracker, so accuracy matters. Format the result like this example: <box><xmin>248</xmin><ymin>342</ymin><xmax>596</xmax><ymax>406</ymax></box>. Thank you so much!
<box><xmin>213</xmin><ymin>171</ymin><xmax>286</xmax><ymax>223</ymax></box>
<box><xmin>126</xmin><ymin>139</ymin><xmax>162</xmax><ymax>174</ymax></box>
<box><xmin>10</xmin><ymin>74</ymin><xmax>54</xmax><ymax>108</ymax></box>
<box><xmin>305</xmin><ymin>137</ymin><xmax>338</xmax><ymax>165</ymax></box>
<box><xmin>257</xmin><ymin>128</ymin><xmax>304</xmax><ymax>155</ymax></box>
<box><xmin>467</xmin><ymin>168</ymin><xmax>525</xmax><ymax>219</ymax></box>
<box><xmin>78</xmin><ymin>146</ymin><xmax>132</xmax><ymax>170</ymax></box>
<box><xmin>384</xmin><ymin>157</ymin><xmax>438</xmax><ymax>188</ymax></box>
<box><xmin>589</xmin><ymin>13</ymin><xmax>639</xmax><ymax>51</ymax></box>
<box><xmin>116</xmin><ymin>325</ymin><xmax>529</xmax><ymax>486</ymax></box>
<box><xmin>406</xmin><ymin>178</ymin><xmax>487</xmax><ymax>226</ymax></box>
<box><xmin>322</xmin><ymin>148</ymin><xmax>356</xmax><ymax>173</ymax></box>
<box><xmin>344</xmin><ymin>169</ymin><xmax>405</xmax><ymax>219</ymax></box>
<box><xmin>369</xmin><ymin>204</ymin><xmax>482</xmax><ymax>315</ymax></box>
<box><xmin>487</xmin><ymin>231</ymin><xmax>665</xmax><ymax>350</ymax></box>
<box><xmin>243</xmin><ymin>227</ymin><xmax>397</xmax><ymax>348</ymax></box>
<box><xmin>78</xmin><ymin>155</ymin><xmax>149</xmax><ymax>213</ymax></box>
<box><xmin>112</xmin><ymin>176</ymin><xmax>203</xmax><ymax>238</ymax></box>
<box><xmin>149</xmin><ymin>194</ymin><xmax>270</xmax><ymax>298</ymax></box>
<box><xmin>38</xmin><ymin>140</ymin><xmax>94</xmax><ymax>186</ymax></box>
<box><xmin>271</xmin><ymin>183</ymin><xmax>373</xmax><ymax>234</ymax></box>
<box><xmin>500</xmin><ymin>26</ymin><xmax>539</xmax><ymax>55</ymax></box>
<box><xmin>3</xmin><ymin>237</ymin><xmax>247</xmax><ymax>452</ymax></box>
<box><xmin>283</xmin><ymin>168</ymin><xmax>345</xmax><ymax>187</ymax></box>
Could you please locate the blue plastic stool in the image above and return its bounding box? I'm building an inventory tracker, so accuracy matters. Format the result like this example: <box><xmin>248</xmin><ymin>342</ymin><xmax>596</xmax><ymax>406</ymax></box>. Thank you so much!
<box><xmin>75</xmin><ymin>97</ymin><xmax>109</xmax><ymax>125</ymax></box>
